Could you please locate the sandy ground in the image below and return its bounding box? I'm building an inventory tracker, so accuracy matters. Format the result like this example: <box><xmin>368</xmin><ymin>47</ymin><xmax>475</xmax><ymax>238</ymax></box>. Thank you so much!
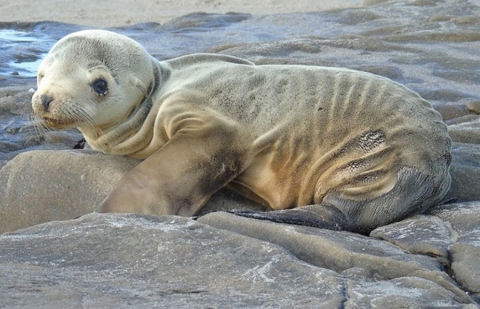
<box><xmin>0</xmin><ymin>0</ymin><xmax>364</xmax><ymax>27</ymax></box>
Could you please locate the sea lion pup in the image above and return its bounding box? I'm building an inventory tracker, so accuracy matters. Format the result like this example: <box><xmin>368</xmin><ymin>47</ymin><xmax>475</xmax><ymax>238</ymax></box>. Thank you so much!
<box><xmin>32</xmin><ymin>30</ymin><xmax>451</xmax><ymax>234</ymax></box>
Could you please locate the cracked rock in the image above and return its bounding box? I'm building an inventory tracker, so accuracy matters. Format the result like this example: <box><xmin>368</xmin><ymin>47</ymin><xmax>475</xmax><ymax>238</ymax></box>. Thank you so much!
<box><xmin>0</xmin><ymin>213</ymin><xmax>475</xmax><ymax>308</ymax></box>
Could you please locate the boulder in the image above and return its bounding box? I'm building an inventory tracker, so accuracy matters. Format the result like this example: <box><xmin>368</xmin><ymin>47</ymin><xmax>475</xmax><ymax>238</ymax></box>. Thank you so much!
<box><xmin>0</xmin><ymin>150</ymin><xmax>263</xmax><ymax>234</ymax></box>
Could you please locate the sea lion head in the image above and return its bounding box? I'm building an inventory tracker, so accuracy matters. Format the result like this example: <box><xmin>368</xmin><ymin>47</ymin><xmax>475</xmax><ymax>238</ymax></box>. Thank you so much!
<box><xmin>32</xmin><ymin>30</ymin><xmax>158</xmax><ymax>130</ymax></box>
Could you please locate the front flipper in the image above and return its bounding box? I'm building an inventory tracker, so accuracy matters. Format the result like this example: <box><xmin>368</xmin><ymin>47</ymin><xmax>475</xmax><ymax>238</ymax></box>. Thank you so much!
<box><xmin>225</xmin><ymin>204</ymin><xmax>351</xmax><ymax>232</ymax></box>
<box><xmin>98</xmin><ymin>108</ymin><xmax>252</xmax><ymax>216</ymax></box>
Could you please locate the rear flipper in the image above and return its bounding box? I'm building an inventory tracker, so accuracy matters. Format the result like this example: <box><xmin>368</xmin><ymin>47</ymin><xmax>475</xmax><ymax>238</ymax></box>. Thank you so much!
<box><xmin>226</xmin><ymin>204</ymin><xmax>351</xmax><ymax>232</ymax></box>
<box><xmin>223</xmin><ymin>166</ymin><xmax>451</xmax><ymax>235</ymax></box>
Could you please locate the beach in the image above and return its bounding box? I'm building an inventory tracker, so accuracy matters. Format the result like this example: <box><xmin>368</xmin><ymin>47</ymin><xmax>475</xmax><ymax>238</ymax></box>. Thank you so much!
<box><xmin>1</xmin><ymin>0</ymin><xmax>364</xmax><ymax>27</ymax></box>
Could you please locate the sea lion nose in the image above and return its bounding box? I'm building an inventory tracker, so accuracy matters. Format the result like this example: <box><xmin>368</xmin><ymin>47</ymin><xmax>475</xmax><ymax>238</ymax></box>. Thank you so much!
<box><xmin>40</xmin><ymin>94</ymin><xmax>54</xmax><ymax>111</ymax></box>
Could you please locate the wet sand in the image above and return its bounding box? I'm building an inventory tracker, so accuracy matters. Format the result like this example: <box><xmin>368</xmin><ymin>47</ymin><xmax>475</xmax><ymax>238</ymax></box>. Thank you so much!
<box><xmin>1</xmin><ymin>0</ymin><xmax>364</xmax><ymax>27</ymax></box>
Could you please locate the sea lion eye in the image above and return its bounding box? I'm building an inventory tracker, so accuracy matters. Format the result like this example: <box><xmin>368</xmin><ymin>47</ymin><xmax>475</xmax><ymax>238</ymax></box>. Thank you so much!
<box><xmin>92</xmin><ymin>79</ymin><xmax>108</xmax><ymax>96</ymax></box>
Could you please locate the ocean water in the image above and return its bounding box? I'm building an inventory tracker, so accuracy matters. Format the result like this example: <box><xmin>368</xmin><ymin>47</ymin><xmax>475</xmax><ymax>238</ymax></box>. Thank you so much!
<box><xmin>1</xmin><ymin>0</ymin><xmax>480</xmax><ymax>166</ymax></box>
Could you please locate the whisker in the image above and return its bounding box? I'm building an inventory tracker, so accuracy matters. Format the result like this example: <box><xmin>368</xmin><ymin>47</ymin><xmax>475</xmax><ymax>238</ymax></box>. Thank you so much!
<box><xmin>29</xmin><ymin>113</ymin><xmax>43</xmax><ymax>135</ymax></box>
<box><xmin>76</xmin><ymin>107</ymin><xmax>100</xmax><ymax>131</ymax></box>
<box><xmin>25</xmin><ymin>112</ymin><xmax>50</xmax><ymax>145</ymax></box>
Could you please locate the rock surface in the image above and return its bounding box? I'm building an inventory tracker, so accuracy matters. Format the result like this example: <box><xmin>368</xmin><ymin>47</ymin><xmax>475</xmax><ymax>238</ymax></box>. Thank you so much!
<box><xmin>1</xmin><ymin>0</ymin><xmax>480</xmax><ymax>307</ymax></box>
<box><xmin>0</xmin><ymin>213</ymin><xmax>478</xmax><ymax>308</ymax></box>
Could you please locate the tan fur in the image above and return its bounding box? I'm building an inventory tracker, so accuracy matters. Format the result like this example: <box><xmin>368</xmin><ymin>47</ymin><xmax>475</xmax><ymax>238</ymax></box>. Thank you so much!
<box><xmin>32</xmin><ymin>30</ymin><xmax>451</xmax><ymax>232</ymax></box>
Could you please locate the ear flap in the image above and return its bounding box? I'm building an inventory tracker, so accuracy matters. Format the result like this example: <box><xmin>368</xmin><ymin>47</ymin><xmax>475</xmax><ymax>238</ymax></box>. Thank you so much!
<box><xmin>129</xmin><ymin>76</ymin><xmax>148</xmax><ymax>96</ymax></box>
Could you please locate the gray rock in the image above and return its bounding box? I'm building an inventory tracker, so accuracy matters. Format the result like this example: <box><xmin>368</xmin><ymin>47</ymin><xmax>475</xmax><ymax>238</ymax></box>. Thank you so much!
<box><xmin>0</xmin><ymin>213</ymin><xmax>475</xmax><ymax>308</ymax></box>
<box><xmin>0</xmin><ymin>150</ymin><xmax>139</xmax><ymax>233</ymax></box>
<box><xmin>0</xmin><ymin>214</ymin><xmax>343</xmax><ymax>308</ymax></box>
<box><xmin>371</xmin><ymin>201</ymin><xmax>480</xmax><ymax>304</ymax></box>
<box><xmin>370</xmin><ymin>215</ymin><xmax>454</xmax><ymax>265</ymax></box>
<box><xmin>450</xmin><ymin>243</ymin><xmax>480</xmax><ymax>301</ymax></box>
<box><xmin>197</xmin><ymin>212</ymin><xmax>472</xmax><ymax>304</ymax></box>
<box><xmin>429</xmin><ymin>202</ymin><xmax>480</xmax><ymax>301</ymax></box>
<box><xmin>446</xmin><ymin>144</ymin><xmax>480</xmax><ymax>202</ymax></box>
<box><xmin>0</xmin><ymin>149</ymin><xmax>264</xmax><ymax>234</ymax></box>
<box><xmin>430</xmin><ymin>202</ymin><xmax>480</xmax><ymax>236</ymax></box>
